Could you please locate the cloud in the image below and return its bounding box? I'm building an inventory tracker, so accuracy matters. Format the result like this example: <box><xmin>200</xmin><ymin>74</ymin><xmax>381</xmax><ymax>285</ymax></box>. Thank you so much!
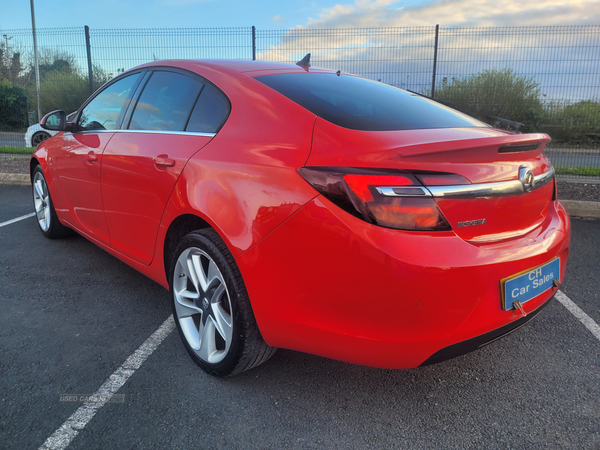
<box><xmin>307</xmin><ymin>4</ymin><xmax>356</xmax><ymax>26</ymax></box>
<box><xmin>257</xmin><ymin>1</ymin><xmax>600</xmax><ymax>102</ymax></box>
<box><xmin>272</xmin><ymin>15</ymin><xmax>284</xmax><ymax>24</ymax></box>
<box><xmin>305</xmin><ymin>0</ymin><xmax>400</xmax><ymax>26</ymax></box>
<box><xmin>303</xmin><ymin>0</ymin><xmax>600</xmax><ymax>28</ymax></box>
<box><xmin>355</xmin><ymin>0</ymin><xmax>399</xmax><ymax>9</ymax></box>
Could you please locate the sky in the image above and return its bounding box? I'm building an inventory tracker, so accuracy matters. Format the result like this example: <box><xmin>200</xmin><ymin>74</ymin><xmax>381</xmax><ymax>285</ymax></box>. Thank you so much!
<box><xmin>2</xmin><ymin>0</ymin><xmax>599</xmax><ymax>31</ymax></box>
<box><xmin>1</xmin><ymin>0</ymin><xmax>598</xmax><ymax>103</ymax></box>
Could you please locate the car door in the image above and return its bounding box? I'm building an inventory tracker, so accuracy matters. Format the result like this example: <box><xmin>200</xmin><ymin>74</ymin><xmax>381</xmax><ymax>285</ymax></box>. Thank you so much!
<box><xmin>51</xmin><ymin>72</ymin><xmax>143</xmax><ymax>244</ymax></box>
<box><xmin>101</xmin><ymin>69</ymin><xmax>230</xmax><ymax>265</ymax></box>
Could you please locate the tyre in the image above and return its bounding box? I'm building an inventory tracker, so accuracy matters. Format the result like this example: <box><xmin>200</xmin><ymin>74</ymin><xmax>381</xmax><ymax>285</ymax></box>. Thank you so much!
<box><xmin>32</xmin><ymin>166</ymin><xmax>73</xmax><ymax>239</ymax></box>
<box><xmin>170</xmin><ymin>229</ymin><xmax>276</xmax><ymax>376</ymax></box>
<box><xmin>31</xmin><ymin>131</ymin><xmax>51</xmax><ymax>147</ymax></box>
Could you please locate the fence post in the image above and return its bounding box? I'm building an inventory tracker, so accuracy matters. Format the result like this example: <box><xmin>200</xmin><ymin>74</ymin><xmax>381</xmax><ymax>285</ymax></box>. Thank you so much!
<box><xmin>30</xmin><ymin>0</ymin><xmax>42</xmax><ymax>122</ymax></box>
<box><xmin>252</xmin><ymin>26</ymin><xmax>256</xmax><ymax>60</ymax></box>
<box><xmin>84</xmin><ymin>25</ymin><xmax>94</xmax><ymax>95</ymax></box>
<box><xmin>431</xmin><ymin>24</ymin><xmax>439</xmax><ymax>99</ymax></box>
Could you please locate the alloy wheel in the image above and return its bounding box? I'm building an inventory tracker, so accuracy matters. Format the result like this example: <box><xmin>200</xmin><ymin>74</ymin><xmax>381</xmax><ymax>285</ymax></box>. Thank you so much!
<box><xmin>33</xmin><ymin>171</ymin><xmax>51</xmax><ymax>232</ymax></box>
<box><xmin>32</xmin><ymin>132</ymin><xmax>50</xmax><ymax>146</ymax></box>
<box><xmin>173</xmin><ymin>248</ymin><xmax>233</xmax><ymax>364</ymax></box>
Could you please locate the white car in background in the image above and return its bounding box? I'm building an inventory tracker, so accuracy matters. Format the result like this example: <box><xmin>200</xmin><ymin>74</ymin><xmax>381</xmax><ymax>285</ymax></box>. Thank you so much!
<box><xmin>25</xmin><ymin>112</ymin><xmax>76</xmax><ymax>147</ymax></box>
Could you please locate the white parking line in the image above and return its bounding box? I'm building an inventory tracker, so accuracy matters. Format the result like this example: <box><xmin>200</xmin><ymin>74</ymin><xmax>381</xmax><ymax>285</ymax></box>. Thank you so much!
<box><xmin>555</xmin><ymin>290</ymin><xmax>600</xmax><ymax>342</ymax></box>
<box><xmin>38</xmin><ymin>316</ymin><xmax>175</xmax><ymax>450</ymax></box>
<box><xmin>36</xmin><ymin>291</ymin><xmax>598</xmax><ymax>449</ymax></box>
<box><xmin>0</xmin><ymin>212</ymin><xmax>35</xmax><ymax>228</ymax></box>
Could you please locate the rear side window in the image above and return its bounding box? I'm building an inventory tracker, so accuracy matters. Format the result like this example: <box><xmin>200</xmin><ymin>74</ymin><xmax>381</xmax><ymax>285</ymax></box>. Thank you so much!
<box><xmin>78</xmin><ymin>73</ymin><xmax>141</xmax><ymax>131</ymax></box>
<box><xmin>185</xmin><ymin>84</ymin><xmax>230</xmax><ymax>133</ymax></box>
<box><xmin>255</xmin><ymin>73</ymin><xmax>487</xmax><ymax>131</ymax></box>
<box><xmin>130</xmin><ymin>71</ymin><xmax>203</xmax><ymax>131</ymax></box>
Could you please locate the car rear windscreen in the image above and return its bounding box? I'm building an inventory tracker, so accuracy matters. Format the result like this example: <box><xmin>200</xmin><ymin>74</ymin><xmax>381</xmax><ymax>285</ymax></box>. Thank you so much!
<box><xmin>255</xmin><ymin>73</ymin><xmax>487</xmax><ymax>131</ymax></box>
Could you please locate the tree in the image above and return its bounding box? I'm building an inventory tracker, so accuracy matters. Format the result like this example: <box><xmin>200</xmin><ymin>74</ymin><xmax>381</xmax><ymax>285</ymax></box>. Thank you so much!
<box><xmin>0</xmin><ymin>44</ymin><xmax>115</xmax><ymax>127</ymax></box>
<box><xmin>0</xmin><ymin>79</ymin><xmax>28</xmax><ymax>130</ymax></box>
<box><xmin>36</xmin><ymin>49</ymin><xmax>77</xmax><ymax>76</ymax></box>
<box><xmin>549</xmin><ymin>100</ymin><xmax>600</xmax><ymax>143</ymax></box>
<box><xmin>92</xmin><ymin>64</ymin><xmax>112</xmax><ymax>89</ymax></box>
<box><xmin>23</xmin><ymin>51</ymin><xmax>115</xmax><ymax>118</ymax></box>
<box><xmin>0</xmin><ymin>46</ymin><xmax>23</xmax><ymax>85</ymax></box>
<box><xmin>26</xmin><ymin>71</ymin><xmax>90</xmax><ymax>116</ymax></box>
<box><xmin>434</xmin><ymin>68</ymin><xmax>544</xmax><ymax>131</ymax></box>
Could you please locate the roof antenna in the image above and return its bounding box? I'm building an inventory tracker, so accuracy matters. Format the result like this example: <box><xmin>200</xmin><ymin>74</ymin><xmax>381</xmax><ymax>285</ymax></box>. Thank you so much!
<box><xmin>296</xmin><ymin>53</ymin><xmax>311</xmax><ymax>68</ymax></box>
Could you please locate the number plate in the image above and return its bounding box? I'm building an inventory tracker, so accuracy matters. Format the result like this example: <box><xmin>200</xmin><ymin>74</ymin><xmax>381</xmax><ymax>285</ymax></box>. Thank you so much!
<box><xmin>501</xmin><ymin>258</ymin><xmax>560</xmax><ymax>310</ymax></box>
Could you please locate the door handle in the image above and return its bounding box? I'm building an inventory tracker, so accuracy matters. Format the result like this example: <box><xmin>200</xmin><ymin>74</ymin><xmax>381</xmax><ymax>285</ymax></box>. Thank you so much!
<box><xmin>87</xmin><ymin>151</ymin><xmax>98</xmax><ymax>162</ymax></box>
<box><xmin>154</xmin><ymin>154</ymin><xmax>175</xmax><ymax>168</ymax></box>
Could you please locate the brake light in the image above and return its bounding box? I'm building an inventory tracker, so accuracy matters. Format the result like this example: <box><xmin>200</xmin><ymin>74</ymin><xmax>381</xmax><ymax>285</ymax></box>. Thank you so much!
<box><xmin>344</xmin><ymin>174</ymin><xmax>416</xmax><ymax>201</ymax></box>
<box><xmin>298</xmin><ymin>167</ymin><xmax>451</xmax><ymax>231</ymax></box>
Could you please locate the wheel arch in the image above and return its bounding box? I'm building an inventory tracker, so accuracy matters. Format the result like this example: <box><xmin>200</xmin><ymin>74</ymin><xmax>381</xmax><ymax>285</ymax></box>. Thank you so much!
<box><xmin>29</xmin><ymin>157</ymin><xmax>41</xmax><ymax>182</ymax></box>
<box><xmin>29</xmin><ymin>155</ymin><xmax>51</xmax><ymax>187</ymax></box>
<box><xmin>163</xmin><ymin>213</ymin><xmax>212</xmax><ymax>283</ymax></box>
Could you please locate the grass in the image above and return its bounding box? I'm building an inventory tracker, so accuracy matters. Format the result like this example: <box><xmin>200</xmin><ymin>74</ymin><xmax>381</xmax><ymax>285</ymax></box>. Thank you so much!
<box><xmin>555</xmin><ymin>166</ymin><xmax>600</xmax><ymax>177</ymax></box>
<box><xmin>547</xmin><ymin>143</ymin><xmax>600</xmax><ymax>150</ymax></box>
<box><xmin>0</xmin><ymin>146</ymin><xmax>33</xmax><ymax>155</ymax></box>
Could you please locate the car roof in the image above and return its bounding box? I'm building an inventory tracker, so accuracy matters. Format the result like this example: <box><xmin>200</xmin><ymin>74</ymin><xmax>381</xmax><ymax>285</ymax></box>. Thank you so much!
<box><xmin>134</xmin><ymin>59</ymin><xmax>335</xmax><ymax>77</ymax></box>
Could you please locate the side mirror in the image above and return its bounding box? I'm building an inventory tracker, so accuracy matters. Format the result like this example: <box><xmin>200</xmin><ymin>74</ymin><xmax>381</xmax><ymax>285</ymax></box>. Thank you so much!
<box><xmin>40</xmin><ymin>110</ymin><xmax>69</xmax><ymax>131</ymax></box>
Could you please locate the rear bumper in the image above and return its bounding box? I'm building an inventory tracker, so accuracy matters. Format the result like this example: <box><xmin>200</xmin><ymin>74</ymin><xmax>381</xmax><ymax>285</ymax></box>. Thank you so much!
<box><xmin>237</xmin><ymin>196</ymin><xmax>570</xmax><ymax>368</ymax></box>
<box><xmin>420</xmin><ymin>295</ymin><xmax>553</xmax><ymax>366</ymax></box>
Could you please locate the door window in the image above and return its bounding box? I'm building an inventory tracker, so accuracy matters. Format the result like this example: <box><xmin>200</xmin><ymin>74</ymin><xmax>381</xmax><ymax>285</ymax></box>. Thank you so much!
<box><xmin>129</xmin><ymin>71</ymin><xmax>203</xmax><ymax>131</ymax></box>
<box><xmin>78</xmin><ymin>73</ymin><xmax>141</xmax><ymax>131</ymax></box>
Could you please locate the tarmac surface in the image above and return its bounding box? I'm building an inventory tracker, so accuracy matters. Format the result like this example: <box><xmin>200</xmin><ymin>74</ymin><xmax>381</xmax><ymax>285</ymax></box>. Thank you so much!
<box><xmin>0</xmin><ymin>185</ymin><xmax>599</xmax><ymax>450</ymax></box>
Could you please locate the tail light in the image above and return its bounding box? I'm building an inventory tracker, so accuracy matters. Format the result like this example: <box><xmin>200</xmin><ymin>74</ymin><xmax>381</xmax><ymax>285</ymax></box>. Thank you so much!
<box><xmin>298</xmin><ymin>167</ymin><xmax>452</xmax><ymax>231</ymax></box>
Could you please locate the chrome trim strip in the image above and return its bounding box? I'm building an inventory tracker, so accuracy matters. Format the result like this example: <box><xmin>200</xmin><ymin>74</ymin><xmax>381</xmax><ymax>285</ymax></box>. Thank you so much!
<box><xmin>427</xmin><ymin>180</ymin><xmax>524</xmax><ymax>199</ymax></box>
<box><xmin>376</xmin><ymin>167</ymin><xmax>555</xmax><ymax>199</ymax></box>
<box><xmin>428</xmin><ymin>167</ymin><xmax>554</xmax><ymax>199</ymax></box>
<box><xmin>533</xmin><ymin>166</ymin><xmax>555</xmax><ymax>189</ymax></box>
<box><xmin>376</xmin><ymin>186</ymin><xmax>431</xmax><ymax>197</ymax></box>
<box><xmin>74</xmin><ymin>129</ymin><xmax>216</xmax><ymax>138</ymax></box>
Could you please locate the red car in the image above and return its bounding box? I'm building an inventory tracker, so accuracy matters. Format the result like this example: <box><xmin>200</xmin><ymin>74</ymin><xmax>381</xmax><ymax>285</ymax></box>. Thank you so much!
<box><xmin>31</xmin><ymin>59</ymin><xmax>570</xmax><ymax>376</ymax></box>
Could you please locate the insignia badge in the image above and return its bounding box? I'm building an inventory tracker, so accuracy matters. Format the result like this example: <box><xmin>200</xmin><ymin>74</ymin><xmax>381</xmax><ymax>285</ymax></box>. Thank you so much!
<box><xmin>519</xmin><ymin>166</ymin><xmax>534</xmax><ymax>193</ymax></box>
<box><xmin>457</xmin><ymin>218</ymin><xmax>486</xmax><ymax>228</ymax></box>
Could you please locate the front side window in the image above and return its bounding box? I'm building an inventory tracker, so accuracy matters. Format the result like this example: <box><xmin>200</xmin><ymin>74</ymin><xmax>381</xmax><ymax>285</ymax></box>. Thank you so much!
<box><xmin>129</xmin><ymin>71</ymin><xmax>203</xmax><ymax>131</ymax></box>
<box><xmin>78</xmin><ymin>73</ymin><xmax>141</xmax><ymax>131</ymax></box>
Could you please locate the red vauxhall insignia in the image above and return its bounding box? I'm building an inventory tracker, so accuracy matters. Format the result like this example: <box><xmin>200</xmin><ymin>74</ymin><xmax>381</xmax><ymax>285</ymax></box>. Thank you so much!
<box><xmin>31</xmin><ymin>59</ymin><xmax>570</xmax><ymax>376</ymax></box>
